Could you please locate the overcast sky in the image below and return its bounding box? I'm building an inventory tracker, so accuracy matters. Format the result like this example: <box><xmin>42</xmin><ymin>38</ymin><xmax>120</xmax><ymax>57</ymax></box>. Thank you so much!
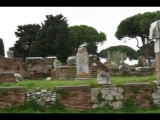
<box><xmin>1</xmin><ymin>7</ymin><xmax>160</xmax><ymax>57</ymax></box>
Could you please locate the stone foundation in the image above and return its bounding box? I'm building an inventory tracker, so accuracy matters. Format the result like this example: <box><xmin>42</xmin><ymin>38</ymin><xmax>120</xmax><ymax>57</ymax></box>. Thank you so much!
<box><xmin>0</xmin><ymin>72</ymin><xmax>16</xmax><ymax>84</ymax></box>
<box><xmin>0</xmin><ymin>83</ymin><xmax>160</xmax><ymax>111</ymax></box>
<box><xmin>0</xmin><ymin>87</ymin><xmax>25</xmax><ymax>111</ymax></box>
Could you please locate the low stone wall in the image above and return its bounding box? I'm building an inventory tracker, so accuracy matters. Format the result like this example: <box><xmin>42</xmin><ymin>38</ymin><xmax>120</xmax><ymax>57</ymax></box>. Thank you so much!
<box><xmin>0</xmin><ymin>87</ymin><xmax>25</xmax><ymax>111</ymax></box>
<box><xmin>0</xmin><ymin>56</ymin><xmax>155</xmax><ymax>80</ymax></box>
<box><xmin>55</xmin><ymin>83</ymin><xmax>157</xmax><ymax>110</ymax></box>
<box><xmin>52</xmin><ymin>66</ymin><xmax>76</xmax><ymax>80</ymax></box>
<box><xmin>0</xmin><ymin>83</ymin><xmax>160</xmax><ymax>111</ymax></box>
<box><xmin>56</xmin><ymin>85</ymin><xmax>91</xmax><ymax>111</ymax></box>
<box><xmin>25</xmin><ymin>62</ymin><xmax>53</xmax><ymax>79</ymax></box>
<box><xmin>25</xmin><ymin>89</ymin><xmax>56</xmax><ymax>107</ymax></box>
<box><xmin>152</xmin><ymin>86</ymin><xmax>160</xmax><ymax>104</ymax></box>
<box><xmin>91</xmin><ymin>85</ymin><xmax>124</xmax><ymax>109</ymax></box>
<box><xmin>123</xmin><ymin>82</ymin><xmax>153</xmax><ymax>108</ymax></box>
<box><xmin>0</xmin><ymin>57</ymin><xmax>26</xmax><ymax>77</ymax></box>
<box><xmin>0</xmin><ymin>72</ymin><xmax>16</xmax><ymax>84</ymax></box>
<box><xmin>111</xmin><ymin>72</ymin><xmax>153</xmax><ymax>77</ymax></box>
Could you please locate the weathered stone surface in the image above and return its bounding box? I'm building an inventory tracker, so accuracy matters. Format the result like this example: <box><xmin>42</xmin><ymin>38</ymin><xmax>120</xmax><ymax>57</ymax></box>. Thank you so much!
<box><xmin>76</xmin><ymin>47</ymin><xmax>89</xmax><ymax>74</ymax></box>
<box><xmin>97</xmin><ymin>70</ymin><xmax>110</xmax><ymax>85</ymax></box>
<box><xmin>149</xmin><ymin>20</ymin><xmax>160</xmax><ymax>39</ymax></box>
<box><xmin>111</xmin><ymin>101</ymin><xmax>123</xmax><ymax>109</ymax></box>
<box><xmin>67</xmin><ymin>56</ymin><xmax>76</xmax><ymax>66</ymax></box>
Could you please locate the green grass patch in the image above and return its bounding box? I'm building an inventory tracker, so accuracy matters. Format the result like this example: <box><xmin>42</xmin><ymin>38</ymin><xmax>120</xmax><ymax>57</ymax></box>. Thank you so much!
<box><xmin>0</xmin><ymin>100</ymin><xmax>80</xmax><ymax>113</ymax></box>
<box><xmin>0</xmin><ymin>75</ymin><xmax>156</xmax><ymax>90</ymax></box>
<box><xmin>2</xmin><ymin>99</ymin><xmax>160</xmax><ymax>113</ymax></box>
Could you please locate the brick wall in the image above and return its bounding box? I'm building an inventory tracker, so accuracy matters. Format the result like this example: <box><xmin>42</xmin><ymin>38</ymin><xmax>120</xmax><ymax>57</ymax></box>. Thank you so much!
<box><xmin>52</xmin><ymin>66</ymin><xmax>76</xmax><ymax>80</ymax></box>
<box><xmin>0</xmin><ymin>57</ymin><xmax>53</xmax><ymax>79</ymax></box>
<box><xmin>25</xmin><ymin>62</ymin><xmax>53</xmax><ymax>79</ymax></box>
<box><xmin>123</xmin><ymin>83</ymin><xmax>153</xmax><ymax>108</ymax></box>
<box><xmin>56</xmin><ymin>85</ymin><xmax>91</xmax><ymax>111</ymax></box>
<box><xmin>0</xmin><ymin>72</ymin><xmax>16</xmax><ymax>84</ymax></box>
<box><xmin>0</xmin><ymin>87</ymin><xmax>25</xmax><ymax>111</ymax></box>
<box><xmin>0</xmin><ymin>83</ymin><xmax>158</xmax><ymax>111</ymax></box>
<box><xmin>0</xmin><ymin>57</ymin><xmax>26</xmax><ymax>77</ymax></box>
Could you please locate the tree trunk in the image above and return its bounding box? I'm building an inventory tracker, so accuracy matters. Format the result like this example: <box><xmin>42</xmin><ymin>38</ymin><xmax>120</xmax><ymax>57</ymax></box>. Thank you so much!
<box><xmin>141</xmin><ymin>37</ymin><xmax>151</xmax><ymax>66</ymax></box>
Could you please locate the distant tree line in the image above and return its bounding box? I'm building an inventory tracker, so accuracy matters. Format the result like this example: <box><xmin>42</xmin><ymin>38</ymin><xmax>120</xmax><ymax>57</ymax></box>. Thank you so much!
<box><xmin>6</xmin><ymin>11</ymin><xmax>160</xmax><ymax>66</ymax></box>
<box><xmin>115</xmin><ymin>11</ymin><xmax>160</xmax><ymax>65</ymax></box>
<box><xmin>10</xmin><ymin>14</ymin><xmax>106</xmax><ymax>63</ymax></box>
<box><xmin>99</xmin><ymin>45</ymin><xmax>138</xmax><ymax>60</ymax></box>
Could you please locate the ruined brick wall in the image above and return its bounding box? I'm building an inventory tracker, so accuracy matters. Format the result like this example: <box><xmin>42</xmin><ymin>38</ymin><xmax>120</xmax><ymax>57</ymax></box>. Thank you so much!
<box><xmin>123</xmin><ymin>83</ymin><xmax>153</xmax><ymax>108</ymax></box>
<box><xmin>0</xmin><ymin>57</ymin><xmax>53</xmax><ymax>79</ymax></box>
<box><xmin>56</xmin><ymin>85</ymin><xmax>91</xmax><ymax>111</ymax></box>
<box><xmin>51</xmin><ymin>61</ymin><xmax>109</xmax><ymax>79</ymax></box>
<box><xmin>0</xmin><ymin>87</ymin><xmax>25</xmax><ymax>111</ymax></box>
<box><xmin>0</xmin><ymin>57</ymin><xmax>26</xmax><ymax>77</ymax></box>
<box><xmin>52</xmin><ymin>66</ymin><xmax>76</xmax><ymax>80</ymax></box>
<box><xmin>89</xmin><ymin>60</ymin><xmax>109</xmax><ymax>77</ymax></box>
<box><xmin>0</xmin><ymin>56</ymin><xmax>6</xmax><ymax>70</ymax></box>
<box><xmin>0</xmin><ymin>72</ymin><xmax>16</xmax><ymax>84</ymax></box>
<box><xmin>0</xmin><ymin>83</ymin><xmax>158</xmax><ymax>111</ymax></box>
<box><xmin>25</xmin><ymin>62</ymin><xmax>53</xmax><ymax>79</ymax></box>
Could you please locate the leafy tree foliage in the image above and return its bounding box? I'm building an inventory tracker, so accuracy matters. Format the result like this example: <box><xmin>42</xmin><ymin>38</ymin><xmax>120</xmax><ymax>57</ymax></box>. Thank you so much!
<box><xmin>99</xmin><ymin>45</ymin><xmax>137</xmax><ymax>60</ymax></box>
<box><xmin>137</xmin><ymin>41</ymin><xmax>154</xmax><ymax>59</ymax></box>
<box><xmin>13</xmin><ymin>24</ymin><xmax>40</xmax><ymax>60</ymax></box>
<box><xmin>68</xmin><ymin>25</ymin><xmax>106</xmax><ymax>55</ymax></box>
<box><xmin>84</xmin><ymin>43</ymin><xmax>100</xmax><ymax>60</ymax></box>
<box><xmin>110</xmin><ymin>51</ymin><xmax>122</xmax><ymax>64</ymax></box>
<box><xmin>115</xmin><ymin>11</ymin><xmax>160</xmax><ymax>65</ymax></box>
<box><xmin>85</xmin><ymin>43</ymin><xmax>98</xmax><ymax>55</ymax></box>
<box><xmin>0</xmin><ymin>38</ymin><xmax>5</xmax><ymax>56</ymax></box>
<box><xmin>12</xmin><ymin>15</ymin><xmax>106</xmax><ymax>64</ymax></box>
<box><xmin>29</xmin><ymin>14</ymin><xmax>69</xmax><ymax>63</ymax></box>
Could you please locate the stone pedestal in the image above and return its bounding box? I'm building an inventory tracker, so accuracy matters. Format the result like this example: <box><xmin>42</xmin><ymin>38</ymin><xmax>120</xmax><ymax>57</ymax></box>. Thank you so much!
<box><xmin>150</xmin><ymin>21</ymin><xmax>160</xmax><ymax>85</ymax></box>
<box><xmin>97</xmin><ymin>70</ymin><xmax>110</xmax><ymax>85</ymax></box>
<box><xmin>75</xmin><ymin>47</ymin><xmax>92</xmax><ymax>80</ymax></box>
<box><xmin>155</xmin><ymin>52</ymin><xmax>160</xmax><ymax>85</ymax></box>
<box><xmin>75</xmin><ymin>73</ymin><xmax>92</xmax><ymax>80</ymax></box>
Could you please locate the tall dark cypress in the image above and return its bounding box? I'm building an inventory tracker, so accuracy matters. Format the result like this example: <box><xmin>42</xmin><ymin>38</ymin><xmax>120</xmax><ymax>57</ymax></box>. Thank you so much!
<box><xmin>0</xmin><ymin>38</ymin><xmax>5</xmax><ymax>56</ymax></box>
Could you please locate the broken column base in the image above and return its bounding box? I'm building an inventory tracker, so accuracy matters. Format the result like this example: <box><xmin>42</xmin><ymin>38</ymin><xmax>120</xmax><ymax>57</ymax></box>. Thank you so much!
<box><xmin>0</xmin><ymin>72</ymin><xmax>16</xmax><ymax>83</ymax></box>
<box><xmin>74</xmin><ymin>73</ymin><xmax>92</xmax><ymax>80</ymax></box>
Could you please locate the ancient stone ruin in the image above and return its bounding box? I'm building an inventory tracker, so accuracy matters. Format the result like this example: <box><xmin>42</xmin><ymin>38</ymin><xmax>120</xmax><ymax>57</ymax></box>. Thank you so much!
<box><xmin>75</xmin><ymin>46</ymin><xmax>92</xmax><ymax>80</ymax></box>
<box><xmin>149</xmin><ymin>20</ymin><xmax>160</xmax><ymax>85</ymax></box>
<box><xmin>97</xmin><ymin>70</ymin><xmax>110</xmax><ymax>85</ymax></box>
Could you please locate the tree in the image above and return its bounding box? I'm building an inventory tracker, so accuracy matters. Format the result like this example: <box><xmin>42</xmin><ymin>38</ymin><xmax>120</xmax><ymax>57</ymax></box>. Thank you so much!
<box><xmin>29</xmin><ymin>14</ymin><xmax>69</xmax><ymax>63</ymax></box>
<box><xmin>137</xmin><ymin>41</ymin><xmax>155</xmax><ymax>59</ymax></box>
<box><xmin>0</xmin><ymin>38</ymin><xmax>5</xmax><ymax>56</ymax></box>
<box><xmin>110</xmin><ymin>51</ymin><xmax>122</xmax><ymax>65</ymax></box>
<box><xmin>12</xmin><ymin>15</ymin><xmax>106</xmax><ymax>64</ymax></box>
<box><xmin>85</xmin><ymin>42</ymin><xmax>98</xmax><ymax>54</ymax></box>
<box><xmin>99</xmin><ymin>45</ymin><xmax>137</xmax><ymax>60</ymax></box>
<box><xmin>115</xmin><ymin>11</ymin><xmax>160</xmax><ymax>66</ymax></box>
<box><xmin>13</xmin><ymin>24</ymin><xmax>41</xmax><ymax>61</ymax></box>
<box><xmin>68</xmin><ymin>25</ymin><xmax>106</xmax><ymax>55</ymax></box>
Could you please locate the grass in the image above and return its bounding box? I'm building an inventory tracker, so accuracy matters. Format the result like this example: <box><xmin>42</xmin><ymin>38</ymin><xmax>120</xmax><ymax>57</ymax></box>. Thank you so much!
<box><xmin>111</xmin><ymin>74</ymin><xmax>156</xmax><ymax>85</ymax></box>
<box><xmin>1</xmin><ymin>99</ymin><xmax>160</xmax><ymax>113</ymax></box>
<box><xmin>0</xmin><ymin>74</ymin><xmax>156</xmax><ymax>90</ymax></box>
<box><xmin>0</xmin><ymin>100</ymin><xmax>80</xmax><ymax>113</ymax></box>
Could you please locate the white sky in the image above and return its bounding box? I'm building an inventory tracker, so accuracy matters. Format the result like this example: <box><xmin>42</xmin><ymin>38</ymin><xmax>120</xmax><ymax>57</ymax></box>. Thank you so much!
<box><xmin>1</xmin><ymin>7</ymin><xmax>160</xmax><ymax>57</ymax></box>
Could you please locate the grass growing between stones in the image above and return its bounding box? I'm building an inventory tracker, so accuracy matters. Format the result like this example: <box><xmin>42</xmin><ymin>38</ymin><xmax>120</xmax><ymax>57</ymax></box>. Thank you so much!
<box><xmin>0</xmin><ymin>74</ymin><xmax>156</xmax><ymax>90</ymax></box>
<box><xmin>0</xmin><ymin>100</ymin><xmax>81</xmax><ymax>113</ymax></box>
<box><xmin>1</xmin><ymin>99</ymin><xmax>160</xmax><ymax>113</ymax></box>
